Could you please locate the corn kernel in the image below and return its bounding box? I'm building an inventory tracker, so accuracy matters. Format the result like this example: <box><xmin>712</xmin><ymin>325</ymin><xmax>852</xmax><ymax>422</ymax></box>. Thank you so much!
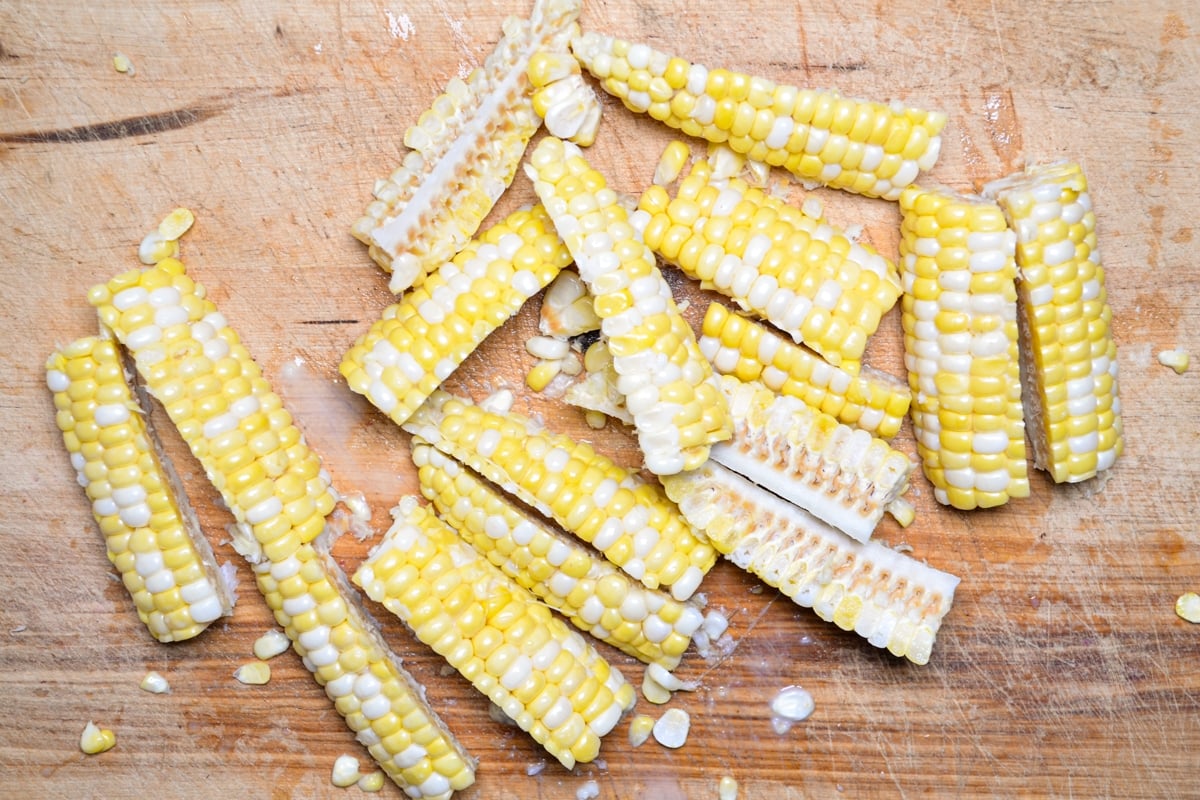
<box><xmin>628</xmin><ymin>714</ymin><xmax>655</xmax><ymax>747</ymax></box>
<box><xmin>254</xmin><ymin>629</ymin><xmax>292</xmax><ymax>660</ymax></box>
<box><xmin>139</xmin><ymin>671</ymin><xmax>170</xmax><ymax>694</ymax></box>
<box><xmin>80</xmin><ymin>721</ymin><xmax>116</xmax><ymax>755</ymax></box>
<box><xmin>1158</xmin><ymin>349</ymin><xmax>1189</xmax><ymax>374</ymax></box>
<box><xmin>652</xmin><ymin>708</ymin><xmax>691</xmax><ymax>748</ymax></box>
<box><xmin>234</xmin><ymin>661</ymin><xmax>271</xmax><ymax>685</ymax></box>
<box><xmin>1176</xmin><ymin>592</ymin><xmax>1200</xmax><ymax>623</ymax></box>
<box><xmin>331</xmin><ymin>754</ymin><xmax>362</xmax><ymax>787</ymax></box>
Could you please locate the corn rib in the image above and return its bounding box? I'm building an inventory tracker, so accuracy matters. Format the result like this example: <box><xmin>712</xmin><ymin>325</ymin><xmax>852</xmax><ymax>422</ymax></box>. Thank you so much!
<box><xmin>354</xmin><ymin>497</ymin><xmax>636</xmax><ymax>770</ymax></box>
<box><xmin>47</xmin><ymin>336</ymin><xmax>234</xmax><ymax>642</ymax></box>
<box><xmin>662</xmin><ymin>461</ymin><xmax>959</xmax><ymax>665</ymax></box>
<box><xmin>352</xmin><ymin>0</ymin><xmax>581</xmax><ymax>293</ymax></box>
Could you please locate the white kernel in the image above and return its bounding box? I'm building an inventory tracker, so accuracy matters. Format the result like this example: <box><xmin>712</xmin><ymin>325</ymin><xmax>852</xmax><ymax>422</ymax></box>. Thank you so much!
<box><xmin>94</xmin><ymin>401</ymin><xmax>131</xmax><ymax>427</ymax></box>
<box><xmin>719</xmin><ymin>775</ymin><xmax>739</xmax><ymax>800</ymax></box>
<box><xmin>46</xmin><ymin>369</ymin><xmax>71</xmax><ymax>393</ymax></box>
<box><xmin>652</xmin><ymin>708</ymin><xmax>690</xmax><ymax>748</ymax></box>
<box><xmin>139</xmin><ymin>671</ymin><xmax>170</xmax><ymax>693</ymax></box>
<box><xmin>253</xmin><ymin>629</ymin><xmax>291</xmax><ymax>660</ymax></box>
<box><xmin>356</xmin><ymin>771</ymin><xmax>385</xmax><ymax>792</ymax></box>
<box><xmin>360</xmin><ymin>693</ymin><xmax>391</xmax><ymax>720</ymax></box>
<box><xmin>331</xmin><ymin>754</ymin><xmax>362</xmax><ymax>787</ymax></box>
<box><xmin>1158</xmin><ymin>349</ymin><xmax>1189</xmax><ymax>374</ymax></box>
<box><xmin>394</xmin><ymin>742</ymin><xmax>428</xmax><ymax>769</ymax></box>
<box><xmin>245</xmin><ymin>496</ymin><xmax>283</xmax><ymax>525</ymax></box>
<box><xmin>770</xmin><ymin>685</ymin><xmax>815</xmax><ymax>722</ymax></box>
<box><xmin>125</xmin><ymin>324</ymin><xmax>163</xmax><ymax>350</ymax></box>
<box><xmin>80</xmin><ymin>721</ymin><xmax>116</xmax><ymax>754</ymax></box>
<box><xmin>576</xmin><ymin>779</ymin><xmax>600</xmax><ymax>800</ymax></box>
<box><xmin>526</xmin><ymin>335</ymin><xmax>570</xmax><ymax>360</ymax></box>
<box><xmin>1176</xmin><ymin>592</ymin><xmax>1200</xmax><ymax>623</ymax></box>
<box><xmin>113</xmin><ymin>286</ymin><xmax>149</xmax><ymax>311</ymax></box>
<box><xmin>143</xmin><ymin>568</ymin><xmax>175</xmax><ymax>594</ymax></box>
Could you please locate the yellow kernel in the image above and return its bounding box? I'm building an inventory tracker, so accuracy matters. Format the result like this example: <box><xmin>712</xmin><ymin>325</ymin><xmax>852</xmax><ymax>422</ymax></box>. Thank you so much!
<box><xmin>233</xmin><ymin>661</ymin><xmax>271</xmax><ymax>685</ymax></box>
<box><xmin>112</xmin><ymin>53</ymin><xmax>134</xmax><ymax>75</ymax></box>
<box><xmin>1157</xmin><ymin>349</ymin><xmax>1189</xmax><ymax>374</ymax></box>
<box><xmin>628</xmin><ymin>714</ymin><xmax>655</xmax><ymax>747</ymax></box>
<box><xmin>357</xmin><ymin>771</ymin><xmax>386</xmax><ymax>792</ymax></box>
<box><xmin>80</xmin><ymin>721</ymin><xmax>116</xmax><ymax>754</ymax></box>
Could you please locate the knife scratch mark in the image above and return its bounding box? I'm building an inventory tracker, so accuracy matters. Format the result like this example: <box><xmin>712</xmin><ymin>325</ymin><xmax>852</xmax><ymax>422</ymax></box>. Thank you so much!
<box><xmin>299</xmin><ymin>319</ymin><xmax>360</xmax><ymax>325</ymax></box>
<box><xmin>0</xmin><ymin>103</ymin><xmax>224</xmax><ymax>145</ymax></box>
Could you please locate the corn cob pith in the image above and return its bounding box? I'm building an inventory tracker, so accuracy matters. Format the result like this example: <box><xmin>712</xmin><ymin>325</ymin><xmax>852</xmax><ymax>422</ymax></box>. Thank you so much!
<box><xmin>571</xmin><ymin>31</ymin><xmax>947</xmax><ymax>200</ymax></box>
<box><xmin>698</xmin><ymin>302</ymin><xmax>911</xmax><ymax>440</ymax></box>
<box><xmin>525</xmin><ymin>136</ymin><xmax>732</xmax><ymax>476</ymax></box>
<box><xmin>47</xmin><ymin>336</ymin><xmax>234</xmax><ymax>642</ymax></box>
<box><xmin>897</xmin><ymin>186</ymin><xmax>1030</xmax><ymax>510</ymax></box>
<box><xmin>89</xmin><ymin>258</ymin><xmax>475</xmax><ymax>798</ymax></box>
<box><xmin>352</xmin><ymin>0</ymin><xmax>581</xmax><ymax>293</ymax></box>
<box><xmin>662</xmin><ymin>461</ymin><xmax>959</xmax><ymax>665</ymax></box>
<box><xmin>414</xmin><ymin>441</ymin><xmax>703</xmax><ymax>670</ymax></box>
<box><xmin>404</xmin><ymin>391</ymin><xmax>716</xmax><ymax>601</ymax></box>
<box><xmin>635</xmin><ymin>148</ymin><xmax>901</xmax><ymax>371</ymax></box>
<box><xmin>983</xmin><ymin>162</ymin><xmax>1123</xmax><ymax>483</ymax></box>
<box><xmin>712</xmin><ymin>375</ymin><xmax>913</xmax><ymax>543</ymax></box>
<box><xmin>341</xmin><ymin>204</ymin><xmax>572</xmax><ymax>429</ymax></box>
<box><xmin>354</xmin><ymin>497</ymin><xmax>637</xmax><ymax>770</ymax></box>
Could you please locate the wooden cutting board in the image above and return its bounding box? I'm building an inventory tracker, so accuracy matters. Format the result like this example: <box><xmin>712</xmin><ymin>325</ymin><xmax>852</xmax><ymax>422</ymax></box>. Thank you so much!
<box><xmin>2</xmin><ymin>1</ymin><xmax>1198</xmax><ymax>798</ymax></box>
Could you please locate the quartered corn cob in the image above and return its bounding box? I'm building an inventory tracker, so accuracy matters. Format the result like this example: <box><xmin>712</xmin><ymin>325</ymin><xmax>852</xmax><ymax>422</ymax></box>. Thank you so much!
<box><xmin>414</xmin><ymin>442</ymin><xmax>703</xmax><ymax>670</ymax></box>
<box><xmin>352</xmin><ymin>0</ymin><xmax>581</xmax><ymax>293</ymax></box>
<box><xmin>634</xmin><ymin>148</ymin><xmax>901</xmax><ymax>371</ymax></box>
<box><xmin>354</xmin><ymin>497</ymin><xmax>637</xmax><ymax>770</ymax></box>
<box><xmin>571</xmin><ymin>31</ymin><xmax>947</xmax><ymax>200</ymax></box>
<box><xmin>662</xmin><ymin>461</ymin><xmax>959</xmax><ymax>665</ymax></box>
<box><xmin>982</xmin><ymin>162</ymin><xmax>1123</xmax><ymax>483</ymax></box>
<box><xmin>88</xmin><ymin>259</ymin><xmax>337</xmax><ymax>564</ymax></box>
<box><xmin>698</xmin><ymin>302</ymin><xmax>910</xmax><ymax>439</ymax></box>
<box><xmin>47</xmin><ymin>336</ymin><xmax>234</xmax><ymax>642</ymax></box>
<box><xmin>713</xmin><ymin>375</ymin><xmax>913</xmax><ymax>543</ymax></box>
<box><xmin>89</xmin><ymin>258</ymin><xmax>475</xmax><ymax>798</ymax></box>
<box><xmin>341</xmin><ymin>205</ymin><xmax>572</xmax><ymax>428</ymax></box>
<box><xmin>525</xmin><ymin>136</ymin><xmax>731</xmax><ymax>475</ymax></box>
<box><xmin>404</xmin><ymin>391</ymin><xmax>715</xmax><ymax>601</ymax></box>
<box><xmin>251</xmin><ymin>540</ymin><xmax>476</xmax><ymax>799</ymax></box>
<box><xmin>897</xmin><ymin>186</ymin><xmax>1030</xmax><ymax>510</ymax></box>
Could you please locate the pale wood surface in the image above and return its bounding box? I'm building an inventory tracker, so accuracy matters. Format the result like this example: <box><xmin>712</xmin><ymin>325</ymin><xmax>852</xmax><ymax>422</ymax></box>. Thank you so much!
<box><xmin>2</xmin><ymin>1</ymin><xmax>1198</xmax><ymax>798</ymax></box>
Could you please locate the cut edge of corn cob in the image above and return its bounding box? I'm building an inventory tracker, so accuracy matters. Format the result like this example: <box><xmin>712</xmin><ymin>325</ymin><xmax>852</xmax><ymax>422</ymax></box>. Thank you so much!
<box><xmin>47</xmin><ymin>335</ymin><xmax>236</xmax><ymax>643</ymax></box>
<box><xmin>413</xmin><ymin>440</ymin><xmax>704</xmax><ymax>670</ymax></box>
<box><xmin>525</xmin><ymin>135</ymin><xmax>732</xmax><ymax>475</ymax></box>
<box><xmin>571</xmin><ymin>30</ymin><xmax>947</xmax><ymax>200</ymax></box>
<box><xmin>354</xmin><ymin>0</ymin><xmax>582</xmax><ymax>293</ymax></box>
<box><xmin>982</xmin><ymin>161</ymin><xmax>1123</xmax><ymax>484</ymax></box>
<box><xmin>711</xmin><ymin>374</ymin><xmax>913</xmax><ymax>543</ymax></box>
<box><xmin>897</xmin><ymin>184</ymin><xmax>1030</xmax><ymax>509</ymax></box>
<box><xmin>353</xmin><ymin>496</ymin><xmax>636</xmax><ymax>770</ymax></box>
<box><xmin>698</xmin><ymin>302</ymin><xmax>911</xmax><ymax>440</ymax></box>
<box><xmin>662</xmin><ymin>461</ymin><xmax>959</xmax><ymax>665</ymax></box>
<box><xmin>403</xmin><ymin>390</ymin><xmax>716</xmax><ymax>601</ymax></box>
<box><xmin>341</xmin><ymin>203</ymin><xmax>571</xmax><ymax>428</ymax></box>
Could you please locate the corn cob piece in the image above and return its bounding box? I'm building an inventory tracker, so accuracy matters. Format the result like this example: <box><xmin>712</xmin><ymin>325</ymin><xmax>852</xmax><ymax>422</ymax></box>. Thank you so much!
<box><xmin>414</xmin><ymin>441</ymin><xmax>703</xmax><ymax>670</ymax></box>
<box><xmin>662</xmin><ymin>461</ymin><xmax>959</xmax><ymax>665</ymax></box>
<box><xmin>539</xmin><ymin>269</ymin><xmax>601</xmax><ymax>337</ymax></box>
<box><xmin>341</xmin><ymin>205</ymin><xmax>572</xmax><ymax>428</ymax></box>
<box><xmin>89</xmin><ymin>259</ymin><xmax>474</xmax><ymax>797</ymax></box>
<box><xmin>248</xmin><ymin>538</ymin><xmax>476</xmax><ymax>798</ymax></box>
<box><xmin>352</xmin><ymin>0</ymin><xmax>581</xmax><ymax>293</ymax></box>
<box><xmin>525</xmin><ymin>136</ymin><xmax>732</xmax><ymax>475</ymax></box>
<box><xmin>404</xmin><ymin>391</ymin><xmax>715</xmax><ymax>601</ymax></box>
<box><xmin>713</xmin><ymin>375</ymin><xmax>913</xmax><ymax>543</ymax></box>
<box><xmin>635</xmin><ymin>149</ymin><xmax>901</xmax><ymax>371</ymax></box>
<box><xmin>528</xmin><ymin>49</ymin><xmax>603</xmax><ymax>146</ymax></box>
<box><xmin>88</xmin><ymin>259</ymin><xmax>336</xmax><ymax>564</ymax></box>
<box><xmin>897</xmin><ymin>186</ymin><xmax>1030</xmax><ymax>509</ymax></box>
<box><xmin>982</xmin><ymin>162</ymin><xmax>1123</xmax><ymax>483</ymax></box>
<box><xmin>698</xmin><ymin>302</ymin><xmax>910</xmax><ymax>439</ymax></box>
<box><xmin>46</xmin><ymin>336</ymin><xmax>234</xmax><ymax>642</ymax></box>
<box><xmin>354</xmin><ymin>497</ymin><xmax>637</xmax><ymax>770</ymax></box>
<box><xmin>570</xmin><ymin>31</ymin><xmax>947</xmax><ymax>200</ymax></box>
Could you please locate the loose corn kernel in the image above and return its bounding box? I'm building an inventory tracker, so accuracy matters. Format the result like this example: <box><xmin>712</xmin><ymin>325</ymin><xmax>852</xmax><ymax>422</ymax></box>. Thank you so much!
<box><xmin>628</xmin><ymin>714</ymin><xmax>656</xmax><ymax>747</ymax></box>
<box><xmin>652</xmin><ymin>708</ymin><xmax>691</xmax><ymax>749</ymax></box>
<box><xmin>80</xmin><ymin>722</ymin><xmax>117</xmax><ymax>755</ymax></box>
<box><xmin>158</xmin><ymin>208</ymin><xmax>195</xmax><ymax>242</ymax></box>
<box><xmin>984</xmin><ymin>163</ymin><xmax>1123</xmax><ymax>483</ymax></box>
<box><xmin>139</xmin><ymin>671</ymin><xmax>171</xmax><ymax>694</ymax></box>
<box><xmin>354</xmin><ymin>497</ymin><xmax>636</xmax><ymax>770</ymax></box>
<box><xmin>654</xmin><ymin>140</ymin><xmax>691</xmax><ymax>186</ymax></box>
<box><xmin>540</xmin><ymin>270</ymin><xmax>602</xmax><ymax>337</ymax></box>
<box><xmin>526</xmin><ymin>136</ymin><xmax>732</xmax><ymax>474</ymax></box>
<box><xmin>357</xmin><ymin>771</ymin><xmax>386</xmax><ymax>792</ymax></box>
<box><xmin>253</xmin><ymin>629</ymin><xmax>291</xmax><ymax>660</ymax></box>
<box><xmin>663</xmin><ymin>461</ymin><xmax>959</xmax><ymax>665</ymax></box>
<box><xmin>1158</xmin><ymin>349</ymin><xmax>1189</xmax><ymax>375</ymax></box>
<box><xmin>638</xmin><ymin>153</ymin><xmax>901</xmax><ymax>371</ymax></box>
<box><xmin>584</xmin><ymin>410</ymin><xmax>608</xmax><ymax>429</ymax></box>
<box><xmin>770</xmin><ymin>685</ymin><xmax>815</xmax><ymax>722</ymax></box>
<box><xmin>641</xmin><ymin>671</ymin><xmax>672</xmax><ymax>705</ymax></box>
<box><xmin>719</xmin><ymin>776</ymin><xmax>739</xmax><ymax>800</ymax></box>
<box><xmin>898</xmin><ymin>185</ymin><xmax>1029</xmax><ymax>508</ymax></box>
<box><xmin>353</xmin><ymin>0</ymin><xmax>582</xmax><ymax>291</ymax></box>
<box><xmin>331</xmin><ymin>754</ymin><xmax>362</xmax><ymax>788</ymax></box>
<box><xmin>573</xmin><ymin>32</ymin><xmax>945</xmax><ymax>199</ymax></box>
<box><xmin>234</xmin><ymin>661</ymin><xmax>271</xmax><ymax>685</ymax></box>
<box><xmin>112</xmin><ymin>53</ymin><xmax>134</xmax><ymax>74</ymax></box>
<box><xmin>1176</xmin><ymin>592</ymin><xmax>1200</xmax><ymax>623</ymax></box>
<box><xmin>526</xmin><ymin>359</ymin><xmax>563</xmax><ymax>391</ymax></box>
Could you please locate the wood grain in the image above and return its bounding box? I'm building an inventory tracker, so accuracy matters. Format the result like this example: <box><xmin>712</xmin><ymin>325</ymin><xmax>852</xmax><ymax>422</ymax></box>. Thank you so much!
<box><xmin>2</xmin><ymin>1</ymin><xmax>1198</xmax><ymax>798</ymax></box>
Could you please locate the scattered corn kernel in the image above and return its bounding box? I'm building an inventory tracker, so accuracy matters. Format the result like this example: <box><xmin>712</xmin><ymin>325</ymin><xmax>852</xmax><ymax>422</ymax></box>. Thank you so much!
<box><xmin>652</xmin><ymin>708</ymin><xmax>691</xmax><ymax>749</ymax></box>
<box><xmin>1176</xmin><ymin>592</ymin><xmax>1200</xmax><ymax>623</ymax></box>
<box><xmin>526</xmin><ymin>334</ymin><xmax>571</xmax><ymax>361</ymax></box>
<box><xmin>526</xmin><ymin>358</ymin><xmax>563</xmax><ymax>391</ymax></box>
<box><xmin>356</xmin><ymin>771</ymin><xmax>386</xmax><ymax>792</ymax></box>
<box><xmin>137</xmin><ymin>230</ymin><xmax>178</xmax><ymax>264</ymax></box>
<box><xmin>80</xmin><ymin>721</ymin><xmax>116</xmax><ymax>755</ymax></box>
<box><xmin>642</xmin><ymin>670</ymin><xmax>673</xmax><ymax>704</ymax></box>
<box><xmin>253</xmin><ymin>629</ymin><xmax>291</xmax><ymax>660</ymax></box>
<box><xmin>770</xmin><ymin>685</ymin><xmax>815</xmax><ymax>722</ymax></box>
<box><xmin>158</xmin><ymin>207</ymin><xmax>195</xmax><ymax>241</ymax></box>
<box><xmin>576</xmin><ymin>780</ymin><xmax>601</xmax><ymax>800</ymax></box>
<box><xmin>1158</xmin><ymin>349</ymin><xmax>1189</xmax><ymax>375</ymax></box>
<box><xmin>628</xmin><ymin>714</ymin><xmax>656</xmax><ymax>747</ymax></box>
<box><xmin>331</xmin><ymin>754</ymin><xmax>362</xmax><ymax>788</ymax></box>
<box><xmin>233</xmin><ymin>662</ymin><xmax>271</xmax><ymax>685</ymax></box>
<box><xmin>718</xmin><ymin>775</ymin><xmax>739</xmax><ymax>800</ymax></box>
<box><xmin>139</xmin><ymin>671</ymin><xmax>170</xmax><ymax>694</ymax></box>
<box><xmin>654</xmin><ymin>140</ymin><xmax>691</xmax><ymax>186</ymax></box>
<box><xmin>584</xmin><ymin>410</ymin><xmax>607</xmax><ymax>429</ymax></box>
<box><xmin>647</xmin><ymin>663</ymin><xmax>698</xmax><ymax>693</ymax></box>
<box><xmin>112</xmin><ymin>52</ymin><xmax>134</xmax><ymax>75</ymax></box>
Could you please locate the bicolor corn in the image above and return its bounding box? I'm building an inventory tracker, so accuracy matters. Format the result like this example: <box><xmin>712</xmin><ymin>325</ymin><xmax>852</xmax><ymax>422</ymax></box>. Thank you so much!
<box><xmin>571</xmin><ymin>31</ymin><xmax>947</xmax><ymax>199</ymax></box>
